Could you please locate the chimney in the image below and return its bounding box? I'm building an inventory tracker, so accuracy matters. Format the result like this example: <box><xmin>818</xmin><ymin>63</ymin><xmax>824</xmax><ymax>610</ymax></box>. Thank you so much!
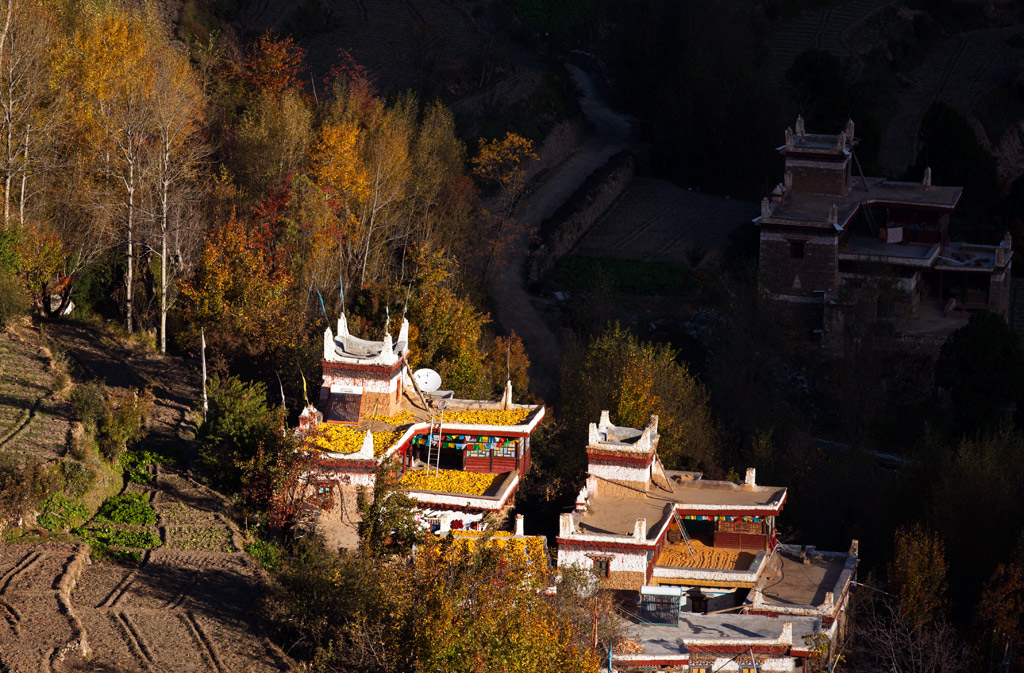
<box><xmin>780</xmin><ymin>622</ymin><xmax>793</xmax><ymax>646</ymax></box>
<box><xmin>744</xmin><ymin>467</ymin><xmax>757</xmax><ymax>487</ymax></box>
<box><xmin>501</xmin><ymin>380</ymin><xmax>513</xmax><ymax>410</ymax></box>
<box><xmin>634</xmin><ymin>518</ymin><xmax>647</xmax><ymax>542</ymax></box>
<box><xmin>559</xmin><ymin>513</ymin><xmax>576</xmax><ymax>538</ymax></box>
<box><xmin>515</xmin><ymin>514</ymin><xmax>525</xmax><ymax>537</ymax></box>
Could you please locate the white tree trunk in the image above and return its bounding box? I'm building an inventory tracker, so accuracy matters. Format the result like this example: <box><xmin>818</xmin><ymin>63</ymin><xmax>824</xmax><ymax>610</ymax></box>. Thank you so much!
<box><xmin>160</xmin><ymin>156</ymin><xmax>168</xmax><ymax>353</ymax></box>
<box><xmin>126</xmin><ymin>162</ymin><xmax>134</xmax><ymax>334</ymax></box>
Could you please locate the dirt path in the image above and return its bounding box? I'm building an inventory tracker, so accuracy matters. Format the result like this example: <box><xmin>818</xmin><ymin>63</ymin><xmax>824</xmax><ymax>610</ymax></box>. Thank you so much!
<box><xmin>45</xmin><ymin>322</ymin><xmax>199</xmax><ymax>461</ymax></box>
<box><xmin>488</xmin><ymin>62</ymin><xmax>633</xmax><ymax>400</ymax></box>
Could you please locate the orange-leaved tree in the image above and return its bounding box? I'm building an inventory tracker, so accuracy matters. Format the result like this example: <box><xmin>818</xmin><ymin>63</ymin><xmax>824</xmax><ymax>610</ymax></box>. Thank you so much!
<box><xmin>242</xmin><ymin>32</ymin><xmax>305</xmax><ymax>99</ymax></box>
<box><xmin>179</xmin><ymin>210</ymin><xmax>297</xmax><ymax>365</ymax></box>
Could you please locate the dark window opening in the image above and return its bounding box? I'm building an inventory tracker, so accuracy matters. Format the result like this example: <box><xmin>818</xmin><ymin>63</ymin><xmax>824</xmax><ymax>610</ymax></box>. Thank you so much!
<box><xmin>789</xmin><ymin>240</ymin><xmax>805</xmax><ymax>259</ymax></box>
<box><xmin>327</xmin><ymin>393</ymin><xmax>362</xmax><ymax>423</ymax></box>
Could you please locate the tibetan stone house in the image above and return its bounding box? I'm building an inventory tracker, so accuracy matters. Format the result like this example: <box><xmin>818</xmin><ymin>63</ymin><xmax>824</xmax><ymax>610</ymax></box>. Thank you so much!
<box><xmin>756</xmin><ymin>117</ymin><xmax>1011</xmax><ymax>336</ymax></box>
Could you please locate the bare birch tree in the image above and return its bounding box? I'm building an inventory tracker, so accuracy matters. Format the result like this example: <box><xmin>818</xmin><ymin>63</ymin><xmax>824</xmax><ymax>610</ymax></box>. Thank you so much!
<box><xmin>150</xmin><ymin>42</ymin><xmax>206</xmax><ymax>352</ymax></box>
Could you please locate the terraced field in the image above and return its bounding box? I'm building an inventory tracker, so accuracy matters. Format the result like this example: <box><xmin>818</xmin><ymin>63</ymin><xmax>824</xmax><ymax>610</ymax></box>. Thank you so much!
<box><xmin>765</xmin><ymin>0</ymin><xmax>894</xmax><ymax>86</ymax></box>
<box><xmin>0</xmin><ymin>332</ymin><xmax>69</xmax><ymax>461</ymax></box>
<box><xmin>1</xmin><ymin>322</ymin><xmax>292</xmax><ymax>673</ymax></box>
<box><xmin>0</xmin><ymin>466</ymin><xmax>290</xmax><ymax>673</ymax></box>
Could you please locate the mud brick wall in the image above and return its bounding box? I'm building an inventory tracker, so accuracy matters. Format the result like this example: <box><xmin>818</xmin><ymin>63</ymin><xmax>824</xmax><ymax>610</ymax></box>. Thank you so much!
<box><xmin>759</xmin><ymin>229</ymin><xmax>839</xmax><ymax>298</ymax></box>
<box><xmin>786</xmin><ymin>156</ymin><xmax>850</xmax><ymax>197</ymax></box>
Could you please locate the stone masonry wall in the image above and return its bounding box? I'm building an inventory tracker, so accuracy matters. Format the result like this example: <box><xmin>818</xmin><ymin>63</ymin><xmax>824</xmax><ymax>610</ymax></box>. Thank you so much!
<box><xmin>527</xmin><ymin>150</ymin><xmax>635</xmax><ymax>282</ymax></box>
<box><xmin>990</xmin><ymin>266</ymin><xmax>1011</xmax><ymax>319</ymax></box>
<box><xmin>759</xmin><ymin>230</ymin><xmax>839</xmax><ymax>298</ymax></box>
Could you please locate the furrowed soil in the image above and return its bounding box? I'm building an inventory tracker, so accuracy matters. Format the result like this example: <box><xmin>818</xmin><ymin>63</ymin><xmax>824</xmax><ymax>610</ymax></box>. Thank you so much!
<box><xmin>0</xmin><ymin>322</ymin><xmax>292</xmax><ymax>673</ymax></box>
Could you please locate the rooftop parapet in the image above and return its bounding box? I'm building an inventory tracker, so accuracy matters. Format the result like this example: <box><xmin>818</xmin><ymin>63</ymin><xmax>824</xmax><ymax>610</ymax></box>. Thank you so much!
<box><xmin>323</xmin><ymin>313</ymin><xmax>410</xmax><ymax>366</ymax></box>
<box><xmin>588</xmin><ymin>412</ymin><xmax>659</xmax><ymax>455</ymax></box>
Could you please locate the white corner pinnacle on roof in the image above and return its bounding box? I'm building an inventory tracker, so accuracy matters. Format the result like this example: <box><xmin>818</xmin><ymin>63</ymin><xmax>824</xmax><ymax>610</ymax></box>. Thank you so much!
<box><xmin>795</xmin><ymin>115</ymin><xmax>805</xmax><ymax>137</ymax></box>
<box><xmin>353</xmin><ymin>430</ymin><xmax>374</xmax><ymax>460</ymax></box>
<box><xmin>397</xmin><ymin>317</ymin><xmax>409</xmax><ymax>347</ymax></box>
<box><xmin>501</xmin><ymin>380</ymin><xmax>513</xmax><ymax>409</ymax></box>
<box><xmin>323</xmin><ymin>325</ymin><xmax>336</xmax><ymax>361</ymax></box>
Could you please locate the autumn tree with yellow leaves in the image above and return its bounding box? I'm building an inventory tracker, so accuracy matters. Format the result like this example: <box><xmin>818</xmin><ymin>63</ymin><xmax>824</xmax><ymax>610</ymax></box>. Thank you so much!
<box><xmin>561</xmin><ymin>322</ymin><xmax>722</xmax><ymax>472</ymax></box>
<box><xmin>271</xmin><ymin>532</ymin><xmax>604</xmax><ymax>673</ymax></box>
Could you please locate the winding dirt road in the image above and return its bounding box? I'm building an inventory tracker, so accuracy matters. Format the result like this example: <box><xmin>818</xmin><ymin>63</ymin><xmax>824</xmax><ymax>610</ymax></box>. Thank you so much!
<box><xmin>489</xmin><ymin>62</ymin><xmax>634</xmax><ymax>400</ymax></box>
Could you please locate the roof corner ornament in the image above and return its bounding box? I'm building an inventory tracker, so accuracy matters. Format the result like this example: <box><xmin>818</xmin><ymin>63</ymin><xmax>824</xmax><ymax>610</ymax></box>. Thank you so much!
<box><xmin>761</xmin><ymin>197</ymin><xmax>772</xmax><ymax>221</ymax></box>
<box><xmin>844</xmin><ymin>118</ymin><xmax>855</xmax><ymax>143</ymax></box>
<box><xmin>923</xmin><ymin>166</ymin><xmax>932</xmax><ymax>189</ymax></box>
<box><xmin>795</xmin><ymin>115</ymin><xmax>805</xmax><ymax>137</ymax></box>
<box><xmin>784</xmin><ymin>170</ymin><xmax>793</xmax><ymax>192</ymax></box>
<box><xmin>784</xmin><ymin>126</ymin><xmax>794</xmax><ymax>149</ymax></box>
<box><xmin>323</xmin><ymin>325</ymin><xmax>336</xmax><ymax>361</ymax></box>
<box><xmin>828</xmin><ymin>202</ymin><xmax>838</xmax><ymax>226</ymax></box>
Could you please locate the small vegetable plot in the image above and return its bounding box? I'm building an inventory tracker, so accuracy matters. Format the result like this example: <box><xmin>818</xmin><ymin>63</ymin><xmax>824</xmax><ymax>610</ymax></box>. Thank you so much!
<box><xmin>164</xmin><ymin>525</ymin><xmax>235</xmax><ymax>553</ymax></box>
<box><xmin>75</xmin><ymin>494</ymin><xmax>161</xmax><ymax>562</ymax></box>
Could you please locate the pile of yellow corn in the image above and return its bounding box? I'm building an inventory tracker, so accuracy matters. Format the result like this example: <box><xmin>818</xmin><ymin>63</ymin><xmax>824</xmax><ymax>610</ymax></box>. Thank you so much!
<box><xmin>400</xmin><ymin>469</ymin><xmax>502</xmax><ymax>495</ymax></box>
<box><xmin>306</xmin><ymin>424</ymin><xmax>401</xmax><ymax>457</ymax></box>
<box><xmin>441</xmin><ymin>408</ymin><xmax>532</xmax><ymax>426</ymax></box>
<box><xmin>366</xmin><ymin>410</ymin><xmax>416</xmax><ymax>426</ymax></box>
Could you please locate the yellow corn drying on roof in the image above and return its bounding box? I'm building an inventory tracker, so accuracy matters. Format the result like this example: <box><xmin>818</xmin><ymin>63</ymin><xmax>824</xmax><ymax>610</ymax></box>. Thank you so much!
<box><xmin>400</xmin><ymin>469</ymin><xmax>503</xmax><ymax>495</ymax></box>
<box><xmin>306</xmin><ymin>424</ymin><xmax>402</xmax><ymax>457</ymax></box>
<box><xmin>365</xmin><ymin>410</ymin><xmax>416</xmax><ymax>425</ymax></box>
<box><xmin>441</xmin><ymin>408</ymin><xmax>532</xmax><ymax>426</ymax></box>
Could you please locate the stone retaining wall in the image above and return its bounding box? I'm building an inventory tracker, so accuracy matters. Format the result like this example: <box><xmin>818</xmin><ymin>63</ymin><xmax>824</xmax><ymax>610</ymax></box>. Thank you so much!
<box><xmin>527</xmin><ymin>150</ymin><xmax>635</xmax><ymax>282</ymax></box>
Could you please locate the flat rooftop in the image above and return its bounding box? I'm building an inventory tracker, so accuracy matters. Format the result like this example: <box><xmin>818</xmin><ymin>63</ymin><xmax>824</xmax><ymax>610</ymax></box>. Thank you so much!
<box><xmin>575</xmin><ymin>472</ymin><xmax>786</xmax><ymax>540</ymax></box>
<box><xmin>764</xmin><ymin>178</ymin><xmax>962</xmax><ymax>230</ymax></box>
<box><xmin>623</xmin><ymin>614</ymin><xmax>824</xmax><ymax>657</ymax></box>
<box><xmin>756</xmin><ymin>548</ymin><xmax>849</xmax><ymax>608</ymax></box>
<box><xmin>841</xmin><ymin>237</ymin><xmax>938</xmax><ymax>262</ymax></box>
<box><xmin>936</xmin><ymin>242</ymin><xmax>1004</xmax><ymax>271</ymax></box>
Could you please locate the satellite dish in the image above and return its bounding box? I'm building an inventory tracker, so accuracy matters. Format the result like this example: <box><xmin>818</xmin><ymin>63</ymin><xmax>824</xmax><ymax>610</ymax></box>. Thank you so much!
<box><xmin>413</xmin><ymin>368</ymin><xmax>442</xmax><ymax>393</ymax></box>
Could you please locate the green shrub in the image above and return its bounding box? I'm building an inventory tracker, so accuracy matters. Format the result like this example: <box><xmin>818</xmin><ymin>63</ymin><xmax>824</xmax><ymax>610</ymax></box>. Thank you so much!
<box><xmin>0</xmin><ymin>271</ymin><xmax>28</xmax><ymax>327</ymax></box>
<box><xmin>245</xmin><ymin>539</ymin><xmax>282</xmax><ymax>570</ymax></box>
<box><xmin>95</xmin><ymin>493</ymin><xmax>156</xmax><ymax>526</ymax></box>
<box><xmin>200</xmin><ymin>375</ymin><xmax>279</xmax><ymax>487</ymax></box>
<box><xmin>120</xmin><ymin>449</ymin><xmax>163</xmax><ymax>484</ymax></box>
<box><xmin>60</xmin><ymin>460</ymin><xmax>96</xmax><ymax>500</ymax></box>
<box><xmin>70</xmin><ymin>382</ymin><xmax>107</xmax><ymax>430</ymax></box>
<box><xmin>37</xmin><ymin>494</ymin><xmax>88</xmax><ymax>533</ymax></box>
<box><xmin>98</xmin><ymin>387</ymin><xmax>154</xmax><ymax>464</ymax></box>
